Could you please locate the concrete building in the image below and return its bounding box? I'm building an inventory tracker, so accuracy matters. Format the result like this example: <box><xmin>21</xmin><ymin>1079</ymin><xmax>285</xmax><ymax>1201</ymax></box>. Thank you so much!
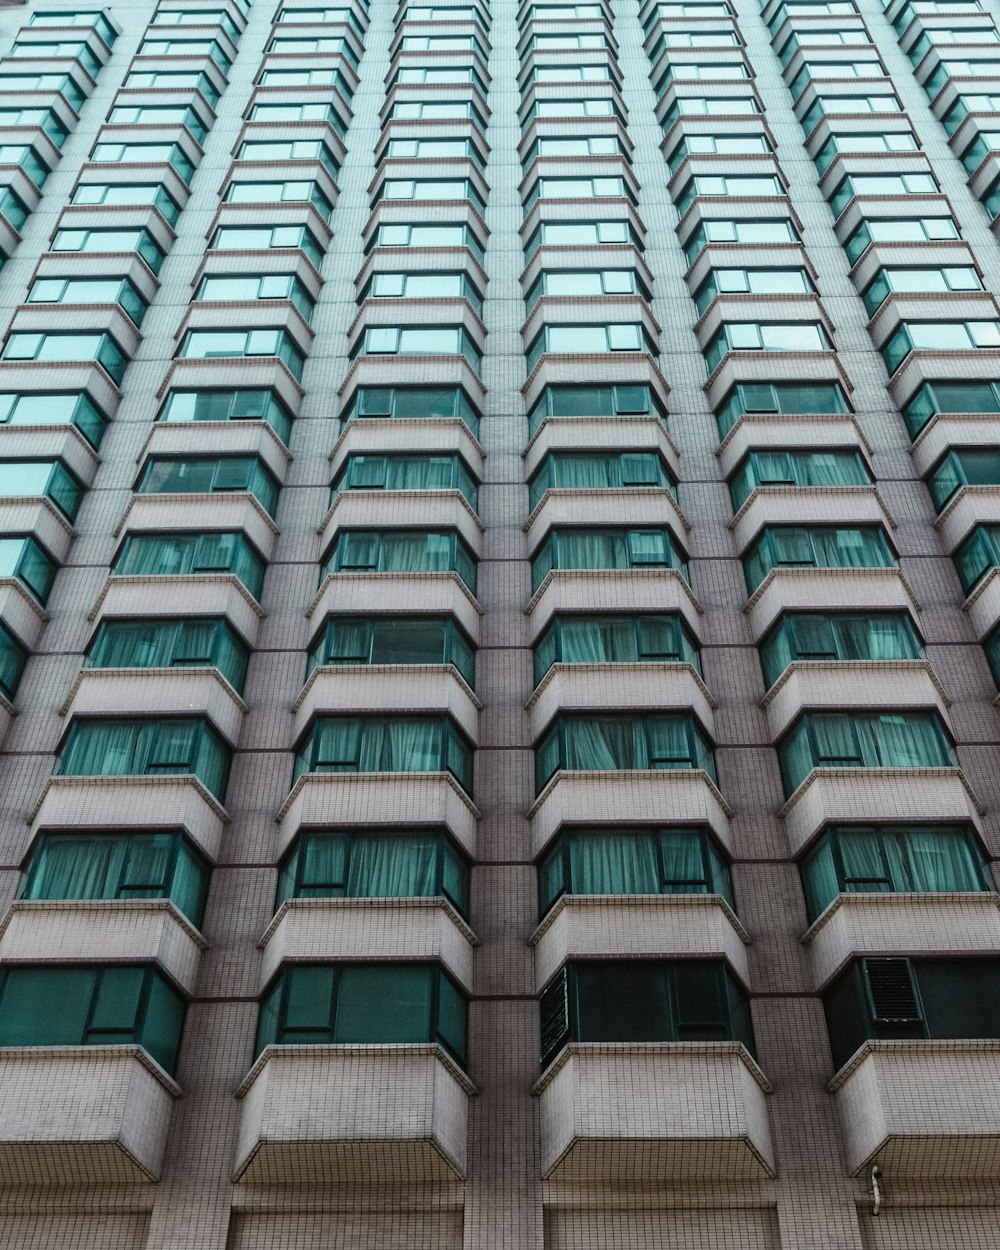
<box><xmin>0</xmin><ymin>0</ymin><xmax>997</xmax><ymax>1244</ymax></box>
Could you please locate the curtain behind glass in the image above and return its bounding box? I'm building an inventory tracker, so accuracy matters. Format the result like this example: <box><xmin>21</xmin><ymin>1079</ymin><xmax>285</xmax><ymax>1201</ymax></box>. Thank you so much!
<box><xmin>90</xmin><ymin>621</ymin><xmax>176</xmax><ymax>668</ymax></box>
<box><xmin>885</xmin><ymin>828</ymin><xmax>984</xmax><ymax>891</ymax></box>
<box><xmin>570</xmin><ymin>830</ymin><xmax>659</xmax><ymax>893</ymax></box>
<box><xmin>348</xmin><ymin>834</ymin><xmax>437</xmax><ymax>896</ymax></box>
<box><xmin>563</xmin><ymin>717</ymin><xmax>646</xmax><ymax>770</ymax></box>
<box><xmin>60</xmin><ymin>722</ymin><xmax>153</xmax><ymax>776</ymax></box>
<box><xmin>23</xmin><ymin>836</ymin><xmax>127</xmax><ymax>899</ymax></box>
<box><xmin>560</xmin><ymin>618</ymin><xmax>636</xmax><ymax>663</ymax></box>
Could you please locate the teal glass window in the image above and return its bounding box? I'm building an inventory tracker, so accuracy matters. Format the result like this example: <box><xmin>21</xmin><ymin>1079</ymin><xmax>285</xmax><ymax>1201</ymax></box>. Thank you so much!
<box><xmin>20</xmin><ymin>831</ymin><xmax>211</xmax><ymax>927</ymax></box>
<box><xmin>813</xmin><ymin>130</ymin><xmax>917</xmax><ymax>175</ymax></box>
<box><xmin>778</xmin><ymin>711</ymin><xmax>955</xmax><ymax>796</ymax></box>
<box><xmin>387</xmin><ymin>136</ymin><xmax>487</xmax><ymax>169</ymax></box>
<box><xmin>861</xmin><ymin>266</ymin><xmax>980</xmax><ymax>316</ymax></box>
<box><xmin>293</xmin><ymin>715</ymin><xmax>474</xmax><ymax>794</ymax></box>
<box><xmin>3</xmin><ymin>332</ymin><xmax>128</xmax><ymax>384</ymax></box>
<box><xmin>692</xmin><ymin>267</ymin><xmax>811</xmax><ymax>316</ymax></box>
<box><xmin>376</xmin><ymin>178</ymin><xmax>487</xmax><ymax>215</ymax></box>
<box><xmin>369</xmin><ymin>221</ymin><xmax>484</xmax><ymax>262</ymax></box>
<box><xmin>0</xmin><ymin>459</ymin><xmax>85</xmax><ymax>521</ymax></box>
<box><xmin>113</xmin><ymin>532</ymin><xmax>266</xmax><ymax>602</ymax></box>
<box><xmin>27</xmin><ymin>275</ymin><xmax>147</xmax><ymax>326</ymax></box>
<box><xmin>800</xmin><ymin>824</ymin><xmax>992</xmax><ymax>923</ymax></box>
<box><xmin>0</xmin><ymin>185</ymin><xmax>27</xmax><ymax>231</ymax></box>
<box><xmin>320</xmin><ymin>529</ymin><xmax>477</xmax><ymax>595</ymax></box>
<box><xmin>122</xmin><ymin>69</ymin><xmax>219</xmax><ymax>107</ymax></box>
<box><xmin>673</xmin><ymin>159</ymin><xmax>774</xmax><ymax>209</ymax></box>
<box><xmin>954</xmin><ymin>524</ymin><xmax>1000</xmax><ymax>593</ymax></box>
<box><xmin>107</xmin><ymin>104</ymin><xmax>206</xmax><ymax>144</ymax></box>
<box><xmin>152</xmin><ymin>7</ymin><xmax>241</xmax><ymax>42</ymax></box>
<box><xmin>531</xmin><ymin>528</ymin><xmax>689</xmax><ymax>592</ymax></box>
<box><xmin>540</xmin><ymin>959</ymin><xmax>754</xmax><ymax>1068</ymax></box>
<box><xmin>524</xmin><ymin>269</ymin><xmax>649</xmax><ymax>313</ymax></box>
<box><xmin>255</xmin><ymin>962</ymin><xmax>467</xmax><ymax>1066</ymax></box>
<box><xmin>52</xmin><ymin>226</ymin><xmax>166</xmax><ymax>273</ymax></box>
<box><xmin>523</xmin><ymin>219</ymin><xmax>641</xmax><ymax>260</ymax></box>
<box><xmin>276</xmin><ymin>829</ymin><xmax>470</xmax><ymax>918</ymax></box>
<box><xmin>525</xmin><ymin>324</ymin><xmax>656</xmax><ymax>373</ymax></box>
<box><xmin>331</xmin><ymin>454</ymin><xmax>478</xmax><ymax>511</ymax></box>
<box><xmin>90</xmin><ymin>142</ymin><xmax>195</xmax><ymax>185</ymax></box>
<box><xmin>824</xmin><ymin>957</ymin><xmax>1000</xmax><ymax>1073</ymax></box>
<box><xmin>800</xmin><ymin>92</ymin><xmax>901</xmax><ymax>135</ymax></box>
<box><xmin>178</xmin><ymin>329</ymin><xmax>304</xmax><ymax>382</ymax></box>
<box><xmin>844</xmin><ymin>216</ymin><xmax>959</xmax><ymax>265</ymax></box>
<box><xmin>683</xmin><ymin>217</ymin><xmax>798</xmax><ymax>266</ymax></box>
<box><xmin>743</xmin><ymin>526</ymin><xmax>894</xmax><ymax>594</ymax></box>
<box><xmin>759</xmin><ymin>611</ymin><xmax>922</xmax><ymax>688</ymax></box>
<box><xmin>58</xmin><ymin>717</ymin><xmax>232</xmax><ymax>801</ymax></box>
<box><xmin>523</xmin><ymin>175</ymin><xmax>634</xmax><ymax>211</ymax></box>
<box><xmin>251</xmin><ymin>101</ymin><xmax>349</xmax><ymax>139</ymax></box>
<box><xmin>0</xmin><ymin>72</ymin><xmax>87</xmax><ymax>112</ymax></box>
<box><xmin>883</xmin><ymin>321</ymin><xmax>1000</xmax><ymax>376</ymax></box>
<box><xmin>352</xmin><ymin>325</ymin><xmax>481</xmax><ymax>373</ymax></box>
<box><xmin>196</xmin><ymin>273</ymin><xmax>315</xmax><ymax>322</ymax></box>
<box><xmin>828</xmin><ymin>172</ymin><xmax>936</xmax><ymax>219</ymax></box>
<box><xmin>0</xmin><ymin>106</ymin><xmax>67</xmax><ymax>146</ymax></box>
<box><xmin>137</xmin><ymin>38</ymin><xmax>232</xmax><ymax>72</ymax></box>
<box><xmin>660</xmin><ymin>95</ymin><xmax>760</xmax><ymax>128</ymax></box>
<box><xmin>0</xmin><ymin>391</ymin><xmax>107</xmax><ymax>449</ymax></box>
<box><xmin>0</xmin><ymin>619</ymin><xmax>27</xmax><ymax>699</ymax></box>
<box><xmin>0</xmin><ymin>535</ymin><xmax>58</xmax><ymax>603</ymax></box>
<box><xmin>361</xmin><ymin>270</ymin><xmax>483</xmax><ymax>314</ymax></box>
<box><xmin>527</xmin><ymin>384</ymin><xmax>666</xmax><ymax>438</ymax></box>
<box><xmin>10</xmin><ymin>40</ymin><xmax>102</xmax><ymax>76</ymax></box>
<box><xmin>260</xmin><ymin>67</ymin><xmax>356</xmax><ymax>102</ymax></box>
<box><xmin>902</xmin><ymin>380</ymin><xmax>1000</xmax><ymax>441</ymax></box>
<box><xmin>222</xmin><ymin>181</ymin><xmax>335</xmax><ymax>220</ymax></box>
<box><xmin>31</xmin><ymin>10</ymin><xmax>118</xmax><ymax>43</ymax></box>
<box><xmin>138</xmin><ymin>456</ymin><xmax>280</xmax><ymax>519</ymax></box>
<box><xmin>984</xmin><ymin>619</ymin><xmax>1000</xmax><ymax>687</ymax></box>
<box><xmin>538</xmin><ymin>826</ymin><xmax>733</xmax><ymax>917</ymax></box>
<box><xmin>704</xmin><ymin>322</ymin><xmax>830</xmax><ymax>373</ymax></box>
<box><xmin>665</xmin><ymin>132</ymin><xmax>771</xmax><ymax>174</ymax></box>
<box><xmin>535</xmin><ymin>713</ymin><xmax>716</xmax><ymax>792</ymax></box>
<box><xmin>927</xmin><ymin>448</ymin><xmax>1000</xmax><ymax>512</ymax></box>
<box><xmin>209</xmin><ymin>224</ymin><xmax>324</xmax><ymax>270</ymax></box>
<box><xmin>533</xmin><ymin>614</ymin><xmax>701</xmax><ymax>686</ymax></box>
<box><xmin>729</xmin><ymin>450</ymin><xmax>870</xmax><ymax>511</ymax></box>
<box><xmin>528</xmin><ymin>452</ymin><xmax>676</xmax><ymax>511</ymax></box>
<box><xmin>237</xmin><ymin>139</ymin><xmax>340</xmax><ymax>179</ymax></box>
<box><xmin>341</xmin><ymin>386</ymin><xmax>481</xmax><ymax>437</ymax></box>
<box><xmin>88</xmin><ymin>617</ymin><xmax>250</xmax><ymax>695</ymax></box>
<box><xmin>0</xmin><ymin>964</ymin><xmax>185</xmax><ymax>1075</ymax></box>
<box><xmin>391</xmin><ymin>99</ymin><xmax>489</xmax><ymax>126</ymax></box>
<box><xmin>0</xmin><ymin>143</ymin><xmax>50</xmax><ymax>188</ymax></box>
<box><xmin>307</xmin><ymin>615</ymin><xmax>475</xmax><ymax>688</ymax></box>
<box><xmin>158</xmin><ymin>388</ymin><xmax>293</xmax><ymax>446</ymax></box>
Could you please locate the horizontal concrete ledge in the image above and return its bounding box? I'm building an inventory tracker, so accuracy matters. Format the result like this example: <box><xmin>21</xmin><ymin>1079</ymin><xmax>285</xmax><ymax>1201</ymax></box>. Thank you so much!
<box><xmin>779</xmin><ymin>767</ymin><xmax>985</xmax><ymax>857</ymax></box>
<box><xmin>829</xmin><ymin>1039</ymin><xmax>1000</xmax><ymax>1178</ymax></box>
<box><xmin>258</xmin><ymin>897</ymin><xmax>478</xmax><ymax>993</ymax></box>
<box><xmin>0</xmin><ymin>1045</ymin><xmax>179</xmax><ymax>1185</ymax></box>
<box><xmin>532</xmin><ymin>1042</ymin><xmax>774</xmax><ymax>1181</ymax></box>
<box><xmin>803</xmin><ymin>891</ymin><xmax>1000</xmax><ymax>990</ymax></box>
<box><xmin>531</xmin><ymin>894</ymin><xmax>751</xmax><ymax>990</ymax></box>
<box><xmin>233</xmin><ymin>1044</ymin><xmax>475</xmax><ymax>1185</ymax></box>
<box><xmin>275</xmin><ymin>771</ymin><xmax>480</xmax><ymax>860</ymax></box>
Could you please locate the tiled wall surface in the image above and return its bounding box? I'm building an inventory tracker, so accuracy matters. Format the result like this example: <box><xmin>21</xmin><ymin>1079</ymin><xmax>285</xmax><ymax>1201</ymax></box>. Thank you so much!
<box><xmin>0</xmin><ymin>0</ymin><xmax>997</xmax><ymax>1245</ymax></box>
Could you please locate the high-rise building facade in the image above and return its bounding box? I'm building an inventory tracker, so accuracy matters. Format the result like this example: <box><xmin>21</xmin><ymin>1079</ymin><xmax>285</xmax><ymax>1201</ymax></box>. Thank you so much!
<box><xmin>0</xmin><ymin>0</ymin><xmax>999</xmax><ymax>1245</ymax></box>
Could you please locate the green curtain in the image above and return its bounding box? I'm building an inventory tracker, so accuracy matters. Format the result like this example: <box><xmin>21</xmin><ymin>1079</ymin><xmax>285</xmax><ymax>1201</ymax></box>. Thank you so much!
<box><xmin>347</xmin><ymin>833</ymin><xmax>438</xmax><ymax>897</ymax></box>
<box><xmin>570</xmin><ymin>830</ymin><xmax>660</xmax><ymax>893</ymax></box>
<box><xmin>560</xmin><ymin>617</ymin><xmax>637</xmax><ymax>663</ymax></box>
